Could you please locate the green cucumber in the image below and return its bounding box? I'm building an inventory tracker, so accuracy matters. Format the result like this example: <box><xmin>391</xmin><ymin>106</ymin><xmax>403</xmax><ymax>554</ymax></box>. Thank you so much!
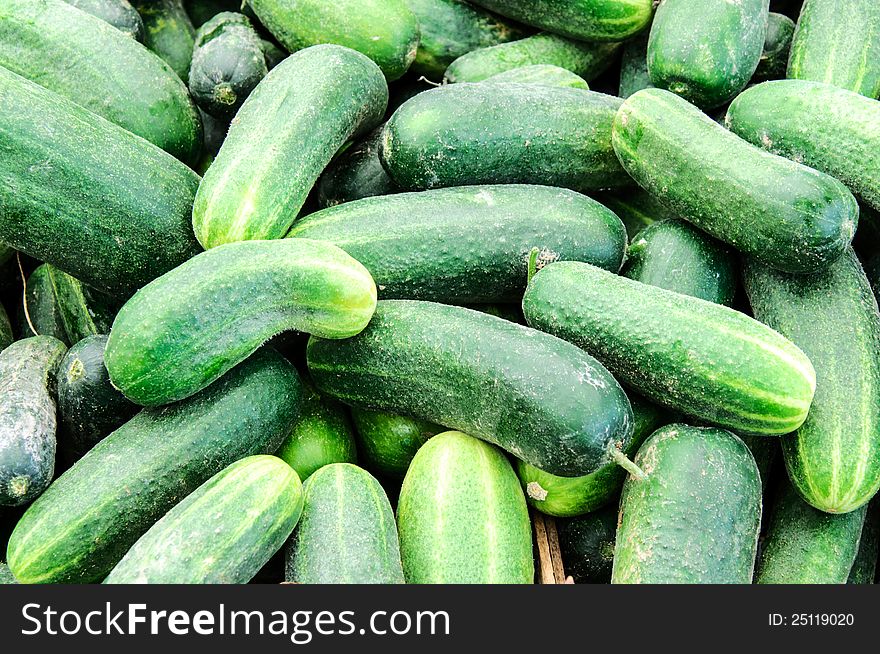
<box><xmin>557</xmin><ymin>504</ymin><xmax>617</xmax><ymax>584</ymax></box>
<box><xmin>756</xmin><ymin>480</ymin><xmax>867</xmax><ymax>584</ymax></box>
<box><xmin>0</xmin><ymin>0</ymin><xmax>202</xmax><ymax>164</ymax></box>
<box><xmin>105</xmin><ymin>455</ymin><xmax>303</xmax><ymax>584</ymax></box>
<box><xmin>288</xmin><ymin>185</ymin><xmax>626</xmax><ymax>303</ymax></box>
<box><xmin>597</xmin><ymin>188</ymin><xmax>676</xmax><ymax>239</ymax></box>
<box><xmin>193</xmin><ymin>44</ymin><xmax>388</xmax><ymax>248</ymax></box>
<box><xmin>482</xmin><ymin>64</ymin><xmax>589</xmax><ymax>89</ymax></box>
<box><xmin>787</xmin><ymin>0</ymin><xmax>880</xmax><ymax>98</ymax></box>
<box><xmin>316</xmin><ymin>127</ymin><xmax>399</xmax><ymax>209</ymax></box>
<box><xmin>6</xmin><ymin>349</ymin><xmax>302</xmax><ymax>584</ymax></box>
<box><xmin>0</xmin><ymin>68</ymin><xmax>202</xmax><ymax>298</ymax></box>
<box><xmin>739</xmin><ymin>434</ymin><xmax>778</xmax><ymax>491</ymax></box>
<box><xmin>0</xmin><ymin>307</ymin><xmax>11</xmax><ymax>352</ymax></box>
<box><xmin>0</xmin><ymin>562</ymin><xmax>17</xmax><ymax>584</ymax></box>
<box><xmin>612</xmin><ymin>424</ymin><xmax>762</xmax><ymax>584</ymax></box>
<box><xmin>381</xmin><ymin>84</ymin><xmax>629</xmax><ymax>192</ymax></box>
<box><xmin>613</xmin><ymin>88</ymin><xmax>857</xmax><ymax>274</ymax></box>
<box><xmin>743</xmin><ymin>248</ymin><xmax>880</xmax><ymax>513</ymax></box>
<box><xmin>397</xmin><ymin>431</ymin><xmax>533</xmax><ymax>583</ymax></box>
<box><xmin>647</xmin><ymin>0</ymin><xmax>769</xmax><ymax>109</ymax></box>
<box><xmin>285</xmin><ymin>463</ymin><xmax>404</xmax><ymax>584</ymax></box>
<box><xmin>131</xmin><ymin>0</ymin><xmax>196</xmax><ymax>82</ymax></box>
<box><xmin>0</xmin><ymin>337</ymin><xmax>67</xmax><ymax>506</ymax></box>
<box><xmin>753</xmin><ymin>12</ymin><xmax>795</xmax><ymax>81</ymax></box>
<box><xmin>18</xmin><ymin>266</ymin><xmax>67</xmax><ymax>343</ymax></box>
<box><xmin>350</xmin><ymin>409</ymin><xmax>442</xmax><ymax>480</ymax></box>
<box><xmin>248</xmin><ymin>0</ymin><xmax>420</xmax><ymax>81</ymax></box>
<box><xmin>46</xmin><ymin>266</ymin><xmax>119</xmax><ymax>346</ymax></box>
<box><xmin>523</xmin><ymin>261</ymin><xmax>816</xmax><ymax>435</ymax></box>
<box><xmin>307</xmin><ymin>300</ymin><xmax>634</xmax><ymax>477</ymax></box>
<box><xmin>63</xmin><ymin>0</ymin><xmax>144</xmax><ymax>40</ymax></box>
<box><xmin>848</xmin><ymin>500</ymin><xmax>879</xmax><ymax>583</ymax></box>
<box><xmin>444</xmin><ymin>32</ymin><xmax>620</xmax><ymax>83</ymax></box>
<box><xmin>618</xmin><ymin>31</ymin><xmax>652</xmax><ymax>98</ymax></box>
<box><xmin>105</xmin><ymin>239</ymin><xmax>377</xmax><ymax>407</ymax></box>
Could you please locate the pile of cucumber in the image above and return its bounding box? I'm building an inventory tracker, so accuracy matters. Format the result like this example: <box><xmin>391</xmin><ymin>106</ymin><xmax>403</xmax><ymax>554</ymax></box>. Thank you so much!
<box><xmin>1</xmin><ymin>0</ymin><xmax>879</xmax><ymax>585</ymax></box>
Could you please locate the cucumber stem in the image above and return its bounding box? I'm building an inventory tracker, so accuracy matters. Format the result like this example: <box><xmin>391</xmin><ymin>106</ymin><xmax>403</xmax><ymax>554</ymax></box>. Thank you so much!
<box><xmin>527</xmin><ymin>246</ymin><xmax>539</xmax><ymax>284</ymax></box>
<box><xmin>608</xmin><ymin>445</ymin><xmax>647</xmax><ymax>481</ymax></box>
<box><xmin>17</xmin><ymin>252</ymin><xmax>37</xmax><ymax>336</ymax></box>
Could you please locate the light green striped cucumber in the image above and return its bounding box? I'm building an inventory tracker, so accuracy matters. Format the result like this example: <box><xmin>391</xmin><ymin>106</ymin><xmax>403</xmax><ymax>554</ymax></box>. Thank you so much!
<box><xmin>397</xmin><ymin>431</ymin><xmax>533</xmax><ymax>583</ymax></box>
<box><xmin>753</xmin><ymin>12</ymin><xmax>795</xmax><ymax>82</ymax></box>
<box><xmin>285</xmin><ymin>463</ymin><xmax>404</xmax><ymax>584</ymax></box>
<box><xmin>523</xmin><ymin>261</ymin><xmax>816</xmax><ymax>435</ymax></box>
<box><xmin>131</xmin><ymin>0</ymin><xmax>196</xmax><ymax>82</ymax></box>
<box><xmin>482</xmin><ymin>64</ymin><xmax>588</xmax><ymax>88</ymax></box>
<box><xmin>350</xmin><ymin>409</ymin><xmax>442</xmax><ymax>480</ymax></box>
<box><xmin>193</xmin><ymin>45</ymin><xmax>388</xmax><ymax>249</ymax></box>
<box><xmin>105</xmin><ymin>239</ymin><xmax>377</xmax><ymax>407</ymax></box>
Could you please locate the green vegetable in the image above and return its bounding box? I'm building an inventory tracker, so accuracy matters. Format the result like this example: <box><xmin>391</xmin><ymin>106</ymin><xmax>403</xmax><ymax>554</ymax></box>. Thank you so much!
<box><xmin>131</xmin><ymin>0</ymin><xmax>196</xmax><ymax>82</ymax></box>
<box><xmin>350</xmin><ymin>409</ymin><xmax>442</xmax><ymax>480</ymax></box>
<box><xmin>848</xmin><ymin>500</ymin><xmax>879</xmax><ymax>583</ymax></box>
<box><xmin>18</xmin><ymin>266</ymin><xmax>67</xmax><ymax>343</ymax></box>
<box><xmin>482</xmin><ymin>64</ymin><xmax>589</xmax><ymax>89</ymax></box>
<box><xmin>596</xmin><ymin>188</ymin><xmax>676</xmax><ymax>239</ymax></box>
<box><xmin>45</xmin><ymin>266</ymin><xmax>118</xmax><ymax>346</ymax></box>
<box><xmin>753</xmin><ymin>12</ymin><xmax>795</xmax><ymax>81</ymax></box>
<box><xmin>557</xmin><ymin>504</ymin><xmax>617</xmax><ymax>584</ymax></box>
<box><xmin>63</xmin><ymin>0</ymin><xmax>144</xmax><ymax>40</ymax></box>
<box><xmin>315</xmin><ymin>127</ymin><xmax>399</xmax><ymax>209</ymax></box>
<box><xmin>0</xmin><ymin>562</ymin><xmax>17</xmax><ymax>584</ymax></box>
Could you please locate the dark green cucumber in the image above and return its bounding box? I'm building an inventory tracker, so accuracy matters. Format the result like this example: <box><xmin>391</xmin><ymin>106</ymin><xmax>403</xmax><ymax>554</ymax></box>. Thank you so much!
<box><xmin>612</xmin><ymin>424</ymin><xmax>762</xmax><ymax>584</ymax></box>
<box><xmin>308</xmin><ymin>300</ymin><xmax>633</xmax><ymax>477</ymax></box>
<box><xmin>744</xmin><ymin>248</ymin><xmax>880</xmax><ymax>513</ymax></box>
<box><xmin>726</xmin><ymin>80</ymin><xmax>880</xmax><ymax>215</ymax></box>
<box><xmin>189</xmin><ymin>12</ymin><xmax>268</xmax><ymax>119</ymax></box>
<box><xmin>316</xmin><ymin>127</ymin><xmax>399</xmax><ymax>209</ymax></box>
<box><xmin>756</xmin><ymin>480</ymin><xmax>867</xmax><ymax>584</ymax></box>
<box><xmin>0</xmin><ymin>69</ymin><xmax>202</xmax><ymax>298</ymax></box>
<box><xmin>105</xmin><ymin>455</ymin><xmax>303</xmax><ymax>584</ymax></box>
<box><xmin>557</xmin><ymin>504</ymin><xmax>617</xmax><ymax>584</ymax></box>
<box><xmin>248</xmin><ymin>0</ymin><xmax>420</xmax><ymax>81</ymax></box>
<box><xmin>6</xmin><ymin>349</ymin><xmax>302</xmax><ymax>584</ymax></box>
<box><xmin>0</xmin><ymin>337</ymin><xmax>67</xmax><ymax>506</ymax></box>
<box><xmin>647</xmin><ymin>0</ymin><xmax>768</xmax><ymax>109</ymax></box>
<box><xmin>613</xmin><ymin>88</ymin><xmax>857</xmax><ymax>274</ymax></box>
<box><xmin>397</xmin><ymin>431</ymin><xmax>533</xmax><ymax>583</ymax></box>
<box><xmin>597</xmin><ymin>188</ymin><xmax>677</xmax><ymax>239</ymax></box>
<box><xmin>516</xmin><ymin>395</ymin><xmax>667</xmax><ymax>517</ymax></box>
<box><xmin>0</xmin><ymin>562</ymin><xmax>17</xmax><ymax>584</ymax></box>
<box><xmin>105</xmin><ymin>239</ymin><xmax>376</xmax><ymax>407</ymax></box>
<box><xmin>0</xmin><ymin>306</ymin><xmax>11</xmax><ymax>352</ymax></box>
<box><xmin>46</xmin><ymin>266</ymin><xmax>119</xmax><ymax>345</ymax></box>
<box><xmin>618</xmin><ymin>31</ymin><xmax>652</xmax><ymax>98</ymax></box>
<box><xmin>289</xmin><ymin>185</ymin><xmax>626</xmax><ymax>303</ymax></box>
<box><xmin>848</xmin><ymin>500</ymin><xmax>879</xmax><ymax>583</ymax></box>
<box><xmin>64</xmin><ymin>0</ymin><xmax>144</xmax><ymax>40</ymax></box>
<box><xmin>57</xmin><ymin>335</ymin><xmax>138</xmax><ymax>459</ymax></box>
<box><xmin>131</xmin><ymin>0</ymin><xmax>196</xmax><ymax>82</ymax></box>
<box><xmin>444</xmin><ymin>32</ymin><xmax>620</xmax><ymax>83</ymax></box>
<box><xmin>350</xmin><ymin>409</ymin><xmax>442</xmax><ymax>480</ymax></box>
<box><xmin>285</xmin><ymin>463</ymin><xmax>404</xmax><ymax>584</ymax></box>
<box><xmin>523</xmin><ymin>261</ymin><xmax>816</xmax><ymax>435</ymax></box>
<box><xmin>381</xmin><ymin>84</ymin><xmax>629</xmax><ymax>192</ymax></box>
<box><xmin>185</xmin><ymin>0</ymin><xmax>240</xmax><ymax>27</ymax></box>
<box><xmin>18</xmin><ymin>266</ymin><xmax>67</xmax><ymax>343</ymax></box>
<box><xmin>0</xmin><ymin>0</ymin><xmax>202</xmax><ymax>164</ymax></box>
<box><xmin>753</xmin><ymin>12</ymin><xmax>795</xmax><ymax>81</ymax></box>
<box><xmin>482</xmin><ymin>64</ymin><xmax>589</xmax><ymax>89</ymax></box>
<box><xmin>193</xmin><ymin>45</ymin><xmax>388</xmax><ymax>248</ymax></box>
<box><xmin>787</xmin><ymin>0</ymin><xmax>880</xmax><ymax>98</ymax></box>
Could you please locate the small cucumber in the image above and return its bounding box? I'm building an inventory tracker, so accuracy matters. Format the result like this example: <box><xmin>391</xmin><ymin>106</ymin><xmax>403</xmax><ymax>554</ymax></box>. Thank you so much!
<box><xmin>618</xmin><ymin>32</ymin><xmax>652</xmax><ymax>98</ymax></box>
<box><xmin>753</xmin><ymin>12</ymin><xmax>795</xmax><ymax>81</ymax></box>
<box><xmin>557</xmin><ymin>504</ymin><xmax>617</xmax><ymax>584</ymax></box>
<box><xmin>64</xmin><ymin>0</ymin><xmax>144</xmax><ymax>40</ymax></box>
<box><xmin>482</xmin><ymin>64</ymin><xmax>589</xmax><ymax>89</ymax></box>
<box><xmin>350</xmin><ymin>409</ymin><xmax>442</xmax><ymax>480</ymax></box>
<box><xmin>316</xmin><ymin>127</ymin><xmax>399</xmax><ymax>209</ymax></box>
<box><xmin>848</xmin><ymin>500</ymin><xmax>879</xmax><ymax>583</ymax></box>
<box><xmin>131</xmin><ymin>0</ymin><xmax>196</xmax><ymax>82</ymax></box>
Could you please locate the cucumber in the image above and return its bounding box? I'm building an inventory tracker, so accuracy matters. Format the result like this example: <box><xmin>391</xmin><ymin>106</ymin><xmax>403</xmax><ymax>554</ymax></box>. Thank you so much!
<box><xmin>189</xmin><ymin>12</ymin><xmax>268</xmax><ymax>119</ymax></box>
<box><xmin>105</xmin><ymin>455</ymin><xmax>303</xmax><ymax>584</ymax></box>
<box><xmin>597</xmin><ymin>188</ymin><xmax>677</xmax><ymax>239</ymax></box>
<box><xmin>557</xmin><ymin>504</ymin><xmax>617</xmax><ymax>584</ymax></box>
<box><xmin>618</xmin><ymin>32</ymin><xmax>652</xmax><ymax>98</ymax></box>
<box><xmin>45</xmin><ymin>266</ymin><xmax>119</xmax><ymax>346</ymax></box>
<box><xmin>105</xmin><ymin>239</ymin><xmax>377</xmax><ymax>407</ymax></box>
<box><xmin>726</xmin><ymin>80</ymin><xmax>880</xmax><ymax>215</ymax></box>
<box><xmin>739</xmin><ymin>434</ymin><xmax>778</xmax><ymax>491</ymax></box>
<box><xmin>743</xmin><ymin>248</ymin><xmax>880</xmax><ymax>513</ymax></box>
<box><xmin>848</xmin><ymin>500</ymin><xmax>879</xmax><ymax>583</ymax></box>
<box><xmin>0</xmin><ymin>68</ymin><xmax>202</xmax><ymax>298</ymax></box>
<box><xmin>289</xmin><ymin>185</ymin><xmax>626</xmax><ymax>304</ymax></box>
<box><xmin>193</xmin><ymin>45</ymin><xmax>388</xmax><ymax>249</ymax></box>
<box><xmin>756</xmin><ymin>481</ymin><xmax>867</xmax><ymax>584</ymax></box>
<box><xmin>131</xmin><ymin>0</ymin><xmax>196</xmax><ymax>82</ymax></box>
<box><xmin>18</xmin><ymin>266</ymin><xmax>67</xmax><ymax>343</ymax></box>
<box><xmin>285</xmin><ymin>463</ymin><xmax>404</xmax><ymax>584</ymax></box>
<box><xmin>444</xmin><ymin>32</ymin><xmax>620</xmax><ymax>83</ymax></box>
<box><xmin>482</xmin><ymin>64</ymin><xmax>589</xmax><ymax>89</ymax></box>
<box><xmin>621</xmin><ymin>219</ymin><xmax>738</xmax><ymax>307</ymax></box>
<box><xmin>248</xmin><ymin>0</ymin><xmax>420</xmax><ymax>81</ymax></box>
<box><xmin>787</xmin><ymin>0</ymin><xmax>880</xmax><ymax>98</ymax></box>
<box><xmin>468</xmin><ymin>0</ymin><xmax>653</xmax><ymax>43</ymax></box>
<box><xmin>516</xmin><ymin>395</ymin><xmax>667</xmax><ymax>517</ymax></box>
<box><xmin>63</xmin><ymin>0</ymin><xmax>144</xmax><ymax>40</ymax></box>
<box><xmin>612</xmin><ymin>424</ymin><xmax>762</xmax><ymax>584</ymax></box>
<box><xmin>0</xmin><ymin>307</ymin><xmax>11</xmax><ymax>352</ymax></box>
<box><xmin>0</xmin><ymin>0</ymin><xmax>202</xmax><ymax>165</ymax></box>
<box><xmin>307</xmin><ymin>300</ymin><xmax>634</xmax><ymax>477</ymax></box>
<box><xmin>397</xmin><ymin>431</ymin><xmax>533</xmax><ymax>583</ymax></box>
<box><xmin>753</xmin><ymin>12</ymin><xmax>795</xmax><ymax>81</ymax></box>
<box><xmin>613</xmin><ymin>88</ymin><xmax>858</xmax><ymax>274</ymax></box>
<box><xmin>647</xmin><ymin>0</ymin><xmax>769</xmax><ymax>109</ymax></box>
<box><xmin>0</xmin><ymin>337</ymin><xmax>67</xmax><ymax>506</ymax></box>
<box><xmin>6</xmin><ymin>349</ymin><xmax>302</xmax><ymax>584</ymax></box>
<box><xmin>523</xmin><ymin>261</ymin><xmax>816</xmax><ymax>435</ymax></box>
<box><xmin>0</xmin><ymin>562</ymin><xmax>17</xmax><ymax>584</ymax></box>
<box><xmin>350</xmin><ymin>409</ymin><xmax>442</xmax><ymax>480</ymax></box>
<box><xmin>316</xmin><ymin>127</ymin><xmax>399</xmax><ymax>209</ymax></box>
<box><xmin>381</xmin><ymin>84</ymin><xmax>629</xmax><ymax>192</ymax></box>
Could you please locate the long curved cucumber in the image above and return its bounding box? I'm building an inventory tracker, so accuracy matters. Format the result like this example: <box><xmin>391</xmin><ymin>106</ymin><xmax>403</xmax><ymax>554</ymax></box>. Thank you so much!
<box><xmin>350</xmin><ymin>409</ymin><xmax>442</xmax><ymax>480</ymax></box>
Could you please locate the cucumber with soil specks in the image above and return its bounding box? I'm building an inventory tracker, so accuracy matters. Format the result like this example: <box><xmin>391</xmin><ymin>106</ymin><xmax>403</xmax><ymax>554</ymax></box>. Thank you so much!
<box><xmin>131</xmin><ymin>0</ymin><xmax>196</xmax><ymax>82</ymax></box>
<box><xmin>316</xmin><ymin>127</ymin><xmax>399</xmax><ymax>208</ymax></box>
<box><xmin>483</xmin><ymin>64</ymin><xmax>589</xmax><ymax>89</ymax></box>
<box><xmin>64</xmin><ymin>0</ymin><xmax>144</xmax><ymax>40</ymax></box>
<box><xmin>753</xmin><ymin>12</ymin><xmax>795</xmax><ymax>81</ymax></box>
<box><xmin>350</xmin><ymin>409</ymin><xmax>442</xmax><ymax>480</ymax></box>
<box><xmin>557</xmin><ymin>504</ymin><xmax>617</xmax><ymax>584</ymax></box>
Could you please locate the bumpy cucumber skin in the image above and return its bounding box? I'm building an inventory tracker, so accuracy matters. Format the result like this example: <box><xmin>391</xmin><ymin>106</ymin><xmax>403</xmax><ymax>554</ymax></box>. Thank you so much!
<box><xmin>557</xmin><ymin>504</ymin><xmax>617</xmax><ymax>584</ymax></box>
<box><xmin>753</xmin><ymin>12</ymin><xmax>795</xmax><ymax>81</ymax></box>
<box><xmin>18</xmin><ymin>266</ymin><xmax>67</xmax><ymax>343</ymax></box>
<box><xmin>0</xmin><ymin>0</ymin><xmax>202</xmax><ymax>165</ymax></box>
<box><xmin>597</xmin><ymin>188</ymin><xmax>676</xmax><ymax>239</ymax></box>
<box><xmin>316</xmin><ymin>127</ymin><xmax>399</xmax><ymax>209</ymax></box>
<box><xmin>744</xmin><ymin>249</ymin><xmax>880</xmax><ymax>514</ymax></box>
<box><xmin>308</xmin><ymin>300</ymin><xmax>634</xmax><ymax>477</ymax></box>
<box><xmin>618</xmin><ymin>31</ymin><xmax>652</xmax><ymax>98</ymax></box>
<box><xmin>757</xmin><ymin>481</ymin><xmax>867</xmax><ymax>584</ymax></box>
<box><xmin>45</xmin><ymin>266</ymin><xmax>118</xmax><ymax>345</ymax></box>
<box><xmin>397</xmin><ymin>431</ymin><xmax>533</xmax><ymax>583</ymax></box>
<box><xmin>105</xmin><ymin>239</ymin><xmax>377</xmax><ymax>407</ymax></box>
<box><xmin>289</xmin><ymin>185</ymin><xmax>626</xmax><ymax>304</ymax></box>
<box><xmin>6</xmin><ymin>349</ymin><xmax>302</xmax><ymax>584</ymax></box>
<box><xmin>351</xmin><ymin>409</ymin><xmax>442</xmax><ymax>480</ymax></box>
<box><xmin>0</xmin><ymin>562</ymin><xmax>17</xmax><ymax>584</ymax></box>
<box><xmin>647</xmin><ymin>0</ymin><xmax>769</xmax><ymax>109</ymax></box>
<box><xmin>0</xmin><ymin>337</ymin><xmax>67</xmax><ymax>506</ymax></box>
<box><xmin>381</xmin><ymin>84</ymin><xmax>629</xmax><ymax>193</ymax></box>
<box><xmin>285</xmin><ymin>464</ymin><xmax>404</xmax><ymax>584</ymax></box>
<box><xmin>248</xmin><ymin>0</ymin><xmax>419</xmax><ymax>81</ymax></box>
<box><xmin>787</xmin><ymin>0</ymin><xmax>880</xmax><ymax>98</ymax></box>
<box><xmin>727</xmin><ymin>80</ymin><xmax>880</xmax><ymax>215</ymax></box>
<box><xmin>482</xmin><ymin>64</ymin><xmax>589</xmax><ymax>89</ymax></box>
<box><xmin>612</xmin><ymin>424</ymin><xmax>762</xmax><ymax>584</ymax></box>
<box><xmin>105</xmin><ymin>455</ymin><xmax>303</xmax><ymax>584</ymax></box>
<box><xmin>64</xmin><ymin>0</ymin><xmax>145</xmax><ymax>40</ymax></box>
<box><xmin>444</xmin><ymin>32</ymin><xmax>620</xmax><ymax>83</ymax></box>
<box><xmin>193</xmin><ymin>45</ymin><xmax>388</xmax><ymax>249</ymax></box>
<box><xmin>131</xmin><ymin>0</ymin><xmax>196</xmax><ymax>82</ymax></box>
<box><xmin>523</xmin><ymin>261</ymin><xmax>816</xmax><ymax>435</ymax></box>
<box><xmin>613</xmin><ymin>88</ymin><xmax>857</xmax><ymax>274</ymax></box>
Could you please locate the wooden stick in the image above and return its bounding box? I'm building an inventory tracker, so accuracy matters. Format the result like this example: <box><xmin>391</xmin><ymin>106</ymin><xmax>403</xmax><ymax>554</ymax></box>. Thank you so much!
<box><xmin>532</xmin><ymin>510</ymin><xmax>566</xmax><ymax>584</ymax></box>
<box><xmin>545</xmin><ymin>515</ymin><xmax>566</xmax><ymax>583</ymax></box>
